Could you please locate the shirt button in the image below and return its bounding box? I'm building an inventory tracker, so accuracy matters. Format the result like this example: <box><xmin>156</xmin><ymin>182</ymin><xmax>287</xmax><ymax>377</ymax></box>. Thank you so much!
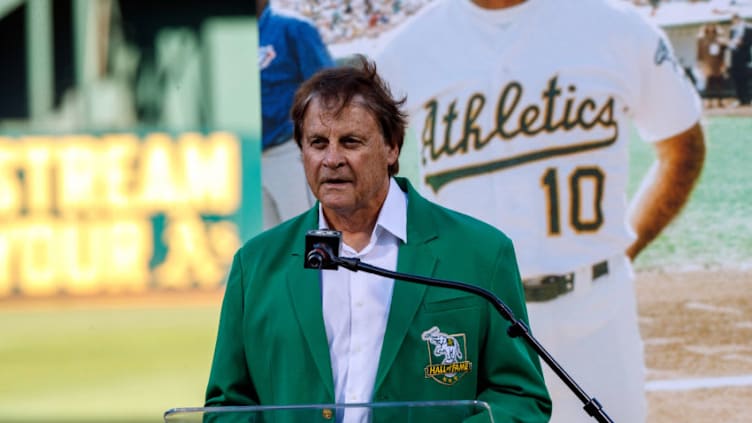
<box><xmin>322</xmin><ymin>408</ymin><xmax>333</xmax><ymax>420</ymax></box>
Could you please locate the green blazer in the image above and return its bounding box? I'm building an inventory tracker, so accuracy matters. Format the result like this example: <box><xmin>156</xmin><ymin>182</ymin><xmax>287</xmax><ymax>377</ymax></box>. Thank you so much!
<box><xmin>205</xmin><ymin>178</ymin><xmax>551</xmax><ymax>422</ymax></box>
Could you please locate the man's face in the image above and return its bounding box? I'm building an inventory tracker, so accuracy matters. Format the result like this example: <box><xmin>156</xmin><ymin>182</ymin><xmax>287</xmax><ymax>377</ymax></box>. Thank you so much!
<box><xmin>300</xmin><ymin>96</ymin><xmax>398</xmax><ymax>220</ymax></box>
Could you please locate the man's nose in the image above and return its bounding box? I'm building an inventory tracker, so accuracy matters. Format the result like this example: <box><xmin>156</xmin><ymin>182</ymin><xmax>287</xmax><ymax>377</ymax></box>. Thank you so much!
<box><xmin>322</xmin><ymin>144</ymin><xmax>345</xmax><ymax>168</ymax></box>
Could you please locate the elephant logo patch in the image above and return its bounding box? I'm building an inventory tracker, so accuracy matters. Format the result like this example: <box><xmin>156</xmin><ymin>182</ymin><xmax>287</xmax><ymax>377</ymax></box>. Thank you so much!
<box><xmin>421</xmin><ymin>326</ymin><xmax>472</xmax><ymax>385</ymax></box>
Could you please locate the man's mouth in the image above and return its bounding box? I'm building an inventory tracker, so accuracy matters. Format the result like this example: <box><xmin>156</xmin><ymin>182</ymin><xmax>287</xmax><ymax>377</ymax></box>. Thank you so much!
<box><xmin>322</xmin><ymin>178</ymin><xmax>351</xmax><ymax>186</ymax></box>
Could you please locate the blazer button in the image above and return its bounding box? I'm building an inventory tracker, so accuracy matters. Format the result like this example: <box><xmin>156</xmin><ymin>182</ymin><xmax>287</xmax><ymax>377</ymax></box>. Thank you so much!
<box><xmin>322</xmin><ymin>408</ymin><xmax>334</xmax><ymax>420</ymax></box>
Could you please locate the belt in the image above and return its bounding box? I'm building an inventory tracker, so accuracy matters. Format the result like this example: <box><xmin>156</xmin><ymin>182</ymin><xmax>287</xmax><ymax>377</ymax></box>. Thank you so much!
<box><xmin>523</xmin><ymin>260</ymin><xmax>609</xmax><ymax>302</ymax></box>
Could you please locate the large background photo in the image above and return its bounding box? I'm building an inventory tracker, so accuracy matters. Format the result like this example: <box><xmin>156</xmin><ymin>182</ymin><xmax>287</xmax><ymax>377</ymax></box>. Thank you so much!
<box><xmin>297</xmin><ymin>5</ymin><xmax>752</xmax><ymax>421</ymax></box>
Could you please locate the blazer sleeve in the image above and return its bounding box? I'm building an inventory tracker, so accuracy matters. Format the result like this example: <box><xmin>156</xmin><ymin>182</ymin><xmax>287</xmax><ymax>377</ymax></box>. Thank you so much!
<box><xmin>475</xmin><ymin>240</ymin><xmax>552</xmax><ymax>422</ymax></box>
<box><xmin>205</xmin><ymin>251</ymin><xmax>259</xmax><ymax>407</ymax></box>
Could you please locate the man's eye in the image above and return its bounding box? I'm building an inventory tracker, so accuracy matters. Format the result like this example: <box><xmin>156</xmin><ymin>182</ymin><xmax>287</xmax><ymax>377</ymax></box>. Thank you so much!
<box><xmin>309</xmin><ymin>138</ymin><xmax>326</xmax><ymax>148</ymax></box>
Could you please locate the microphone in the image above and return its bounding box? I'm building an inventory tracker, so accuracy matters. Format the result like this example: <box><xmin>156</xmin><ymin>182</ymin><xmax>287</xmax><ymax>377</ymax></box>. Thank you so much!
<box><xmin>302</xmin><ymin>229</ymin><xmax>614</xmax><ymax>423</ymax></box>
<box><xmin>304</xmin><ymin>229</ymin><xmax>342</xmax><ymax>270</ymax></box>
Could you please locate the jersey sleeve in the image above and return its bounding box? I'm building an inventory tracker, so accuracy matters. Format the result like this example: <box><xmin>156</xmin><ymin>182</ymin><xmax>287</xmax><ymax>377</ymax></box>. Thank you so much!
<box><xmin>631</xmin><ymin>20</ymin><xmax>702</xmax><ymax>143</ymax></box>
<box><xmin>293</xmin><ymin>20</ymin><xmax>335</xmax><ymax>80</ymax></box>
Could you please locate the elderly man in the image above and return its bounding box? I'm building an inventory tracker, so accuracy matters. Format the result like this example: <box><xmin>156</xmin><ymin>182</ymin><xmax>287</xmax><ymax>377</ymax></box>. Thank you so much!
<box><xmin>204</xmin><ymin>58</ymin><xmax>551</xmax><ymax>423</ymax></box>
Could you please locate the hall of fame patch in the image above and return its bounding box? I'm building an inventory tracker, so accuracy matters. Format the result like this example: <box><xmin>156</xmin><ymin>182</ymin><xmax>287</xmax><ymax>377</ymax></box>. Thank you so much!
<box><xmin>421</xmin><ymin>326</ymin><xmax>473</xmax><ymax>386</ymax></box>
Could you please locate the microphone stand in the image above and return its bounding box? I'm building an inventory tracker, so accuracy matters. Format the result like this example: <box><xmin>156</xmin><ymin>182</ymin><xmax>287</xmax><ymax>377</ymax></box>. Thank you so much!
<box><xmin>305</xmin><ymin>235</ymin><xmax>614</xmax><ymax>423</ymax></box>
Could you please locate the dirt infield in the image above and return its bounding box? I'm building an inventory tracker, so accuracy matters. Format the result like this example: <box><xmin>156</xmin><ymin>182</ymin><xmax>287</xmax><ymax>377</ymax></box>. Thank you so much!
<box><xmin>636</xmin><ymin>268</ymin><xmax>752</xmax><ymax>422</ymax></box>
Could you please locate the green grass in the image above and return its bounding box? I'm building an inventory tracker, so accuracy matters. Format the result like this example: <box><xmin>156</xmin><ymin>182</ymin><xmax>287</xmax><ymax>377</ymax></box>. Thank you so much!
<box><xmin>0</xmin><ymin>304</ymin><xmax>220</xmax><ymax>422</ymax></box>
<box><xmin>628</xmin><ymin>117</ymin><xmax>752</xmax><ymax>270</ymax></box>
<box><xmin>0</xmin><ymin>116</ymin><xmax>749</xmax><ymax>423</ymax></box>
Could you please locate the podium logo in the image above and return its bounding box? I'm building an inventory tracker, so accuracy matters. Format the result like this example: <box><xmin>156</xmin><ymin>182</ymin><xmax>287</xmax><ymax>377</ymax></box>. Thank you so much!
<box><xmin>421</xmin><ymin>326</ymin><xmax>473</xmax><ymax>386</ymax></box>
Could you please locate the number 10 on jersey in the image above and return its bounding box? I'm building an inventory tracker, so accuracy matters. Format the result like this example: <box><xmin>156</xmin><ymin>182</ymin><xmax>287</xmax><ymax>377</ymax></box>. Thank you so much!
<box><xmin>541</xmin><ymin>166</ymin><xmax>605</xmax><ymax>235</ymax></box>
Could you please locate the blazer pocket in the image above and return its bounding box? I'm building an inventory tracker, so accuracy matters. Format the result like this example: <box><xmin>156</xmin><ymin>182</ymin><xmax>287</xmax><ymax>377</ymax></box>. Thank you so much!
<box><xmin>422</xmin><ymin>295</ymin><xmax>483</xmax><ymax>313</ymax></box>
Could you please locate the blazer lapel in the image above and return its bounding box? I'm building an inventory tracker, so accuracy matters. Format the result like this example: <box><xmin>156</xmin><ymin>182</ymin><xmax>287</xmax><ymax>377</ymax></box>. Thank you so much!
<box><xmin>374</xmin><ymin>179</ymin><xmax>438</xmax><ymax>392</ymax></box>
<box><xmin>286</xmin><ymin>209</ymin><xmax>335</xmax><ymax>397</ymax></box>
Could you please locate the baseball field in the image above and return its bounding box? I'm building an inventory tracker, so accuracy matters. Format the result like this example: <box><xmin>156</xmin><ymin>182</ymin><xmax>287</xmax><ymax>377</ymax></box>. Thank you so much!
<box><xmin>0</xmin><ymin>116</ymin><xmax>750</xmax><ymax>422</ymax></box>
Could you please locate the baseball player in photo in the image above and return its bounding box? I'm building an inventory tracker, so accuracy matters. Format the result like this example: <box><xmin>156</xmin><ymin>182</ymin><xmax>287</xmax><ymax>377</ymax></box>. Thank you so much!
<box><xmin>371</xmin><ymin>0</ymin><xmax>706</xmax><ymax>421</ymax></box>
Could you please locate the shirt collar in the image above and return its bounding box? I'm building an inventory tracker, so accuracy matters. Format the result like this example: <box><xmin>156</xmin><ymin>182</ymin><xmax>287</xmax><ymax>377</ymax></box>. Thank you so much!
<box><xmin>375</xmin><ymin>177</ymin><xmax>408</xmax><ymax>244</ymax></box>
<box><xmin>318</xmin><ymin>177</ymin><xmax>407</xmax><ymax>244</ymax></box>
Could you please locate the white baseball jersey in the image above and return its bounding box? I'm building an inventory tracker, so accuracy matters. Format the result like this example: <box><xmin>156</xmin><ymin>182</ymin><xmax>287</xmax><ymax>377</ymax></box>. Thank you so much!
<box><xmin>372</xmin><ymin>0</ymin><xmax>701</xmax><ymax>279</ymax></box>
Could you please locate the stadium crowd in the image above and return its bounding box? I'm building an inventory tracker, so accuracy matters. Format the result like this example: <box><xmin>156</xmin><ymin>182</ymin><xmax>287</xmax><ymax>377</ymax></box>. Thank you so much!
<box><xmin>273</xmin><ymin>0</ymin><xmax>432</xmax><ymax>44</ymax></box>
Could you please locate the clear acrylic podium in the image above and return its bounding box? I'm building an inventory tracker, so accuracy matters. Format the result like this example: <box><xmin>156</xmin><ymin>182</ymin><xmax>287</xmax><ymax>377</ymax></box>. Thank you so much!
<box><xmin>164</xmin><ymin>400</ymin><xmax>495</xmax><ymax>423</ymax></box>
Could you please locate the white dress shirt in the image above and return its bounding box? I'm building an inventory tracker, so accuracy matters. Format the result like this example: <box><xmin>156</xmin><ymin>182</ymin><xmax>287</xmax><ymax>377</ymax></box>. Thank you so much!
<box><xmin>320</xmin><ymin>178</ymin><xmax>407</xmax><ymax>423</ymax></box>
